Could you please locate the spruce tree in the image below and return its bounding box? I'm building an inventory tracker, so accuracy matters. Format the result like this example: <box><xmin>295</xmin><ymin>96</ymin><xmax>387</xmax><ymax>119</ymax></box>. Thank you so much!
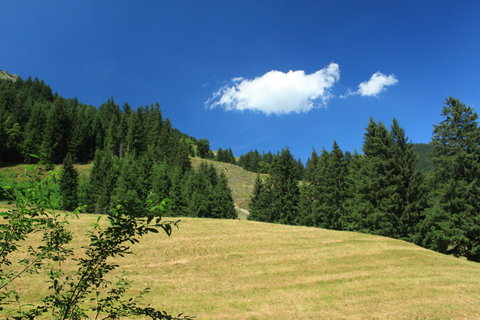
<box><xmin>41</xmin><ymin>99</ymin><xmax>72</xmax><ymax>163</ymax></box>
<box><xmin>388</xmin><ymin>119</ymin><xmax>427</xmax><ymax>242</ymax></box>
<box><xmin>269</xmin><ymin>148</ymin><xmax>301</xmax><ymax>224</ymax></box>
<box><xmin>88</xmin><ymin>150</ymin><xmax>119</xmax><ymax>214</ymax></box>
<box><xmin>422</xmin><ymin>97</ymin><xmax>480</xmax><ymax>261</ymax></box>
<box><xmin>296</xmin><ymin>149</ymin><xmax>329</xmax><ymax>227</ymax></box>
<box><xmin>322</xmin><ymin>141</ymin><xmax>349</xmax><ymax>230</ymax></box>
<box><xmin>211</xmin><ymin>173</ymin><xmax>237</xmax><ymax>219</ymax></box>
<box><xmin>22</xmin><ymin>102</ymin><xmax>48</xmax><ymax>162</ymax></box>
<box><xmin>248</xmin><ymin>175</ymin><xmax>273</xmax><ymax>222</ymax></box>
<box><xmin>196</xmin><ymin>139</ymin><xmax>211</xmax><ymax>159</ymax></box>
<box><xmin>151</xmin><ymin>162</ymin><xmax>172</xmax><ymax>201</ymax></box>
<box><xmin>113</xmin><ymin>156</ymin><xmax>145</xmax><ymax>216</ymax></box>
<box><xmin>352</xmin><ymin>119</ymin><xmax>396</xmax><ymax>235</ymax></box>
<box><xmin>59</xmin><ymin>153</ymin><xmax>78</xmax><ymax>211</ymax></box>
<box><xmin>304</xmin><ymin>149</ymin><xmax>319</xmax><ymax>183</ymax></box>
<box><xmin>168</xmin><ymin>168</ymin><xmax>188</xmax><ymax>216</ymax></box>
<box><xmin>348</xmin><ymin>118</ymin><xmax>428</xmax><ymax>239</ymax></box>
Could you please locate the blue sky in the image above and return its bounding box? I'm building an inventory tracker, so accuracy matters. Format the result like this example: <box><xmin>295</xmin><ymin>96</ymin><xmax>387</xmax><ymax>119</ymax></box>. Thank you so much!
<box><xmin>1</xmin><ymin>0</ymin><xmax>480</xmax><ymax>160</ymax></box>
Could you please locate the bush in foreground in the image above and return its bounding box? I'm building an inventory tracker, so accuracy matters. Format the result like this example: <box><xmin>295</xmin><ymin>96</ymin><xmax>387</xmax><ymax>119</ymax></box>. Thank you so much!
<box><xmin>0</xmin><ymin>166</ymin><xmax>192</xmax><ymax>319</ymax></box>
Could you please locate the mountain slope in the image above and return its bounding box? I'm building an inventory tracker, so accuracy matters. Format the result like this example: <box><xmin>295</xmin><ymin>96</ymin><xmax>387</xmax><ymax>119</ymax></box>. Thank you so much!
<box><xmin>0</xmin><ymin>70</ymin><xmax>19</xmax><ymax>81</ymax></box>
<box><xmin>7</xmin><ymin>215</ymin><xmax>480</xmax><ymax>319</ymax></box>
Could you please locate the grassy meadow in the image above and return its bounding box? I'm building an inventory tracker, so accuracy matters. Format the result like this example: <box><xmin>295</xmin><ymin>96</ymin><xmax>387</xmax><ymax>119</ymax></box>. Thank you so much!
<box><xmin>4</xmin><ymin>212</ymin><xmax>480</xmax><ymax>319</ymax></box>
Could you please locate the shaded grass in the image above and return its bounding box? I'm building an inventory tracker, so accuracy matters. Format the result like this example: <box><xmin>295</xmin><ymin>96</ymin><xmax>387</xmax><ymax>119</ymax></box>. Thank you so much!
<box><xmin>5</xmin><ymin>214</ymin><xmax>480</xmax><ymax>319</ymax></box>
<box><xmin>0</xmin><ymin>163</ymin><xmax>91</xmax><ymax>182</ymax></box>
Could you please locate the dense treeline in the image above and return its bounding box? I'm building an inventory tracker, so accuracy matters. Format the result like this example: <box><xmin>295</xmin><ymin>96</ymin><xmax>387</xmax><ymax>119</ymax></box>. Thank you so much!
<box><xmin>215</xmin><ymin>147</ymin><xmax>236</xmax><ymax>164</ymax></box>
<box><xmin>238</xmin><ymin>149</ymin><xmax>304</xmax><ymax>175</ymax></box>
<box><xmin>0</xmin><ymin>76</ymin><xmax>236</xmax><ymax>219</ymax></box>
<box><xmin>249</xmin><ymin>97</ymin><xmax>480</xmax><ymax>262</ymax></box>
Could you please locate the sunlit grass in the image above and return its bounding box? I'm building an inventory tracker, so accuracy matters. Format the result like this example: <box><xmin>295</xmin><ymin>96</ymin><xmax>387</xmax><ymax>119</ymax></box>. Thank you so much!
<box><xmin>4</xmin><ymin>213</ymin><xmax>480</xmax><ymax>319</ymax></box>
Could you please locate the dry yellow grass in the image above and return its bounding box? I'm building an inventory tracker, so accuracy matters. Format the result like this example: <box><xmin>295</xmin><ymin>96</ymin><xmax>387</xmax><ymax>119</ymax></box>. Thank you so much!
<box><xmin>4</xmin><ymin>214</ymin><xmax>480</xmax><ymax>319</ymax></box>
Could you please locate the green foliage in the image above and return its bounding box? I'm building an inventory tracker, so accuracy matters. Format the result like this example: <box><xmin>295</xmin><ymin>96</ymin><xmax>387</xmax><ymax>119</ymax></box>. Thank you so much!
<box><xmin>215</xmin><ymin>148</ymin><xmax>236</xmax><ymax>164</ymax></box>
<box><xmin>413</xmin><ymin>143</ymin><xmax>434</xmax><ymax>172</ymax></box>
<box><xmin>248</xmin><ymin>175</ymin><xmax>272</xmax><ymax>222</ymax></box>
<box><xmin>0</xmin><ymin>168</ymin><xmax>192</xmax><ymax>319</ymax></box>
<box><xmin>421</xmin><ymin>97</ymin><xmax>480</xmax><ymax>261</ymax></box>
<box><xmin>238</xmin><ymin>150</ymin><xmax>275</xmax><ymax>173</ymax></box>
<box><xmin>0</xmin><ymin>76</ymin><xmax>198</xmax><ymax>167</ymax></box>
<box><xmin>298</xmin><ymin>142</ymin><xmax>350</xmax><ymax>229</ymax></box>
<box><xmin>59</xmin><ymin>154</ymin><xmax>78</xmax><ymax>211</ymax></box>
<box><xmin>248</xmin><ymin>148</ymin><xmax>300</xmax><ymax>224</ymax></box>
<box><xmin>345</xmin><ymin>118</ymin><xmax>427</xmax><ymax>240</ymax></box>
<box><xmin>182</xmin><ymin>163</ymin><xmax>237</xmax><ymax>219</ymax></box>
<box><xmin>196</xmin><ymin>139</ymin><xmax>212</xmax><ymax>159</ymax></box>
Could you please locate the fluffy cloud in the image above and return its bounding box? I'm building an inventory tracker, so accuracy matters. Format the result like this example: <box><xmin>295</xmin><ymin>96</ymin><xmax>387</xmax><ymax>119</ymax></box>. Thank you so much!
<box><xmin>207</xmin><ymin>63</ymin><xmax>340</xmax><ymax>115</ymax></box>
<box><xmin>356</xmin><ymin>72</ymin><xmax>398</xmax><ymax>97</ymax></box>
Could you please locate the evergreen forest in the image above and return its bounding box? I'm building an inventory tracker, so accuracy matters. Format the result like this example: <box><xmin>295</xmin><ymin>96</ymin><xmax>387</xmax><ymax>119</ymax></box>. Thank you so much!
<box><xmin>0</xmin><ymin>76</ymin><xmax>236</xmax><ymax>219</ymax></box>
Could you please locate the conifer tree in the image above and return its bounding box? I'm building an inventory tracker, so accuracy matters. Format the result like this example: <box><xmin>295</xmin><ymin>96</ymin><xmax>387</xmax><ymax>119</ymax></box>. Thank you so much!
<box><xmin>211</xmin><ymin>173</ymin><xmax>237</xmax><ymax>219</ymax></box>
<box><xmin>251</xmin><ymin>148</ymin><xmax>300</xmax><ymax>224</ymax></box>
<box><xmin>196</xmin><ymin>139</ymin><xmax>211</xmax><ymax>159</ymax></box>
<box><xmin>125</xmin><ymin>109</ymin><xmax>145</xmax><ymax>156</ymax></box>
<box><xmin>322</xmin><ymin>141</ymin><xmax>349</xmax><ymax>230</ymax></box>
<box><xmin>248</xmin><ymin>175</ymin><xmax>273</xmax><ymax>222</ymax></box>
<box><xmin>297</xmin><ymin>149</ymin><xmax>329</xmax><ymax>227</ymax></box>
<box><xmin>184</xmin><ymin>164</ymin><xmax>212</xmax><ymax>217</ymax></box>
<box><xmin>226</xmin><ymin>148</ymin><xmax>236</xmax><ymax>164</ymax></box>
<box><xmin>348</xmin><ymin>118</ymin><xmax>427</xmax><ymax>239</ymax></box>
<box><xmin>41</xmin><ymin>99</ymin><xmax>72</xmax><ymax>163</ymax></box>
<box><xmin>60</xmin><ymin>153</ymin><xmax>78</xmax><ymax>211</ymax></box>
<box><xmin>88</xmin><ymin>150</ymin><xmax>119</xmax><ymax>213</ymax></box>
<box><xmin>22</xmin><ymin>102</ymin><xmax>48</xmax><ymax>162</ymax></box>
<box><xmin>351</xmin><ymin>119</ymin><xmax>395</xmax><ymax>235</ymax></box>
<box><xmin>388</xmin><ymin>119</ymin><xmax>427</xmax><ymax>242</ymax></box>
<box><xmin>151</xmin><ymin>162</ymin><xmax>172</xmax><ymax>201</ymax></box>
<box><xmin>113</xmin><ymin>156</ymin><xmax>145</xmax><ymax>216</ymax></box>
<box><xmin>305</xmin><ymin>149</ymin><xmax>319</xmax><ymax>183</ymax></box>
<box><xmin>168</xmin><ymin>168</ymin><xmax>188</xmax><ymax>216</ymax></box>
<box><xmin>422</xmin><ymin>97</ymin><xmax>480</xmax><ymax>261</ymax></box>
<box><xmin>341</xmin><ymin>150</ymin><xmax>364</xmax><ymax>230</ymax></box>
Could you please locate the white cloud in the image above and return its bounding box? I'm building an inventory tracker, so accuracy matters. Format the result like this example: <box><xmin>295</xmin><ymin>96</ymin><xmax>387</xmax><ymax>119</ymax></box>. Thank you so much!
<box><xmin>207</xmin><ymin>63</ymin><xmax>340</xmax><ymax>115</ymax></box>
<box><xmin>356</xmin><ymin>72</ymin><xmax>398</xmax><ymax>97</ymax></box>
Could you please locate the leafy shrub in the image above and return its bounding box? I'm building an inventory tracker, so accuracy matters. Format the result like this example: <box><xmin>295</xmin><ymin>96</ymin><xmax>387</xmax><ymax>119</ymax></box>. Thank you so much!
<box><xmin>0</xmin><ymin>167</ymin><xmax>192</xmax><ymax>319</ymax></box>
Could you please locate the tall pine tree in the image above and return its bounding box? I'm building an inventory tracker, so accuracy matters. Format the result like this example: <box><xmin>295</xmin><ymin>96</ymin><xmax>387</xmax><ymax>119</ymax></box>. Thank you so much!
<box><xmin>422</xmin><ymin>97</ymin><xmax>480</xmax><ymax>261</ymax></box>
<box><xmin>59</xmin><ymin>153</ymin><xmax>78</xmax><ymax>211</ymax></box>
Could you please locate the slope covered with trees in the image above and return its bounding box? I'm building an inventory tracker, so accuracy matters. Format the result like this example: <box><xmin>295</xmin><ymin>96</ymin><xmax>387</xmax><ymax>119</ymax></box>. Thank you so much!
<box><xmin>0</xmin><ymin>75</ymin><xmax>236</xmax><ymax>219</ymax></box>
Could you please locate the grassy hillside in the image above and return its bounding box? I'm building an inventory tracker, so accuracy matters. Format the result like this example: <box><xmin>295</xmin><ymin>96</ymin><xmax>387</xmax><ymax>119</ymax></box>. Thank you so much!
<box><xmin>4</xmin><ymin>214</ymin><xmax>480</xmax><ymax>319</ymax></box>
<box><xmin>0</xmin><ymin>70</ymin><xmax>19</xmax><ymax>81</ymax></box>
<box><xmin>0</xmin><ymin>163</ymin><xmax>91</xmax><ymax>182</ymax></box>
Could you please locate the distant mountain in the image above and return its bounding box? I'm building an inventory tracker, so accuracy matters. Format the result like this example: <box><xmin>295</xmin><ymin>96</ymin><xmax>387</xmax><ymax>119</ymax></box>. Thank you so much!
<box><xmin>413</xmin><ymin>143</ymin><xmax>433</xmax><ymax>172</ymax></box>
<box><xmin>0</xmin><ymin>70</ymin><xmax>19</xmax><ymax>82</ymax></box>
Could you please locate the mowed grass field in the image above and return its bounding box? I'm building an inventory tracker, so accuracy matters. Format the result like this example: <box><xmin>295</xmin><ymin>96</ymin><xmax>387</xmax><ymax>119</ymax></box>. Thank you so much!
<box><xmin>4</xmin><ymin>213</ymin><xmax>480</xmax><ymax>319</ymax></box>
